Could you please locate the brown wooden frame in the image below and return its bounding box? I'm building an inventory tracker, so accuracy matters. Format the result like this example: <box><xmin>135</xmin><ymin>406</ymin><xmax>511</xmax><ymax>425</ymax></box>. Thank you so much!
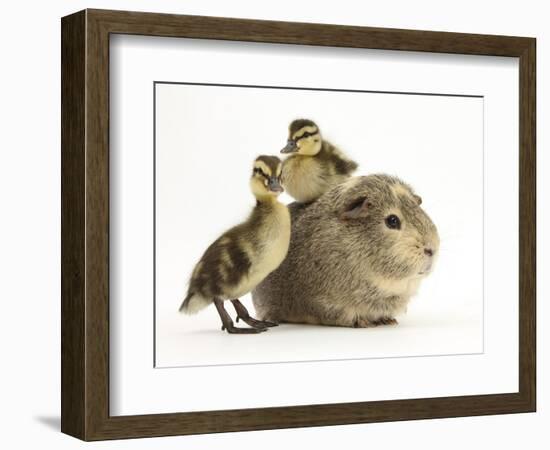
<box><xmin>61</xmin><ymin>8</ymin><xmax>536</xmax><ymax>441</ymax></box>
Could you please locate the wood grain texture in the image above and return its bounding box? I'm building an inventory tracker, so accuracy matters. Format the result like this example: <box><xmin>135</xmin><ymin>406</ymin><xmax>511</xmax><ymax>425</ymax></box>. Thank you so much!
<box><xmin>60</xmin><ymin>10</ymin><xmax>86</xmax><ymax>439</ymax></box>
<box><xmin>60</xmin><ymin>8</ymin><xmax>537</xmax><ymax>441</ymax></box>
<box><xmin>89</xmin><ymin>8</ymin><xmax>532</xmax><ymax>56</ymax></box>
<box><xmin>518</xmin><ymin>39</ymin><xmax>536</xmax><ymax>410</ymax></box>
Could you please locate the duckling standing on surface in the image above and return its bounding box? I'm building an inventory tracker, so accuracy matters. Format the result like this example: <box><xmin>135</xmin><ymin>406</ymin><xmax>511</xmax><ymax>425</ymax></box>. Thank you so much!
<box><xmin>281</xmin><ymin>119</ymin><xmax>359</xmax><ymax>203</ymax></box>
<box><xmin>179</xmin><ymin>155</ymin><xmax>291</xmax><ymax>334</ymax></box>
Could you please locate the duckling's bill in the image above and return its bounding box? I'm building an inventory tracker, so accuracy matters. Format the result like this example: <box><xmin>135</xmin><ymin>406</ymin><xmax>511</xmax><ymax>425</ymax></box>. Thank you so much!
<box><xmin>268</xmin><ymin>176</ymin><xmax>284</xmax><ymax>192</ymax></box>
<box><xmin>281</xmin><ymin>139</ymin><xmax>298</xmax><ymax>154</ymax></box>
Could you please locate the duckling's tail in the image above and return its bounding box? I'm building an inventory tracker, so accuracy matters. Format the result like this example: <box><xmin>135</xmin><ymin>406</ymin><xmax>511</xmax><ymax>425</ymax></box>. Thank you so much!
<box><xmin>179</xmin><ymin>292</ymin><xmax>211</xmax><ymax>314</ymax></box>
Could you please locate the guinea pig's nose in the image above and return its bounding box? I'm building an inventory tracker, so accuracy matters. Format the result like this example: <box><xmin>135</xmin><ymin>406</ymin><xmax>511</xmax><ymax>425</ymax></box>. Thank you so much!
<box><xmin>424</xmin><ymin>248</ymin><xmax>434</xmax><ymax>257</ymax></box>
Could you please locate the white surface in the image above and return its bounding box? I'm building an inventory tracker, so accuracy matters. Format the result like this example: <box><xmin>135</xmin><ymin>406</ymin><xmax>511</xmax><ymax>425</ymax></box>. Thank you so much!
<box><xmin>1</xmin><ymin>1</ymin><xmax>549</xmax><ymax>449</ymax></box>
<box><xmin>110</xmin><ymin>35</ymin><xmax>518</xmax><ymax>416</ymax></box>
<box><xmin>155</xmin><ymin>84</ymin><xmax>485</xmax><ymax>368</ymax></box>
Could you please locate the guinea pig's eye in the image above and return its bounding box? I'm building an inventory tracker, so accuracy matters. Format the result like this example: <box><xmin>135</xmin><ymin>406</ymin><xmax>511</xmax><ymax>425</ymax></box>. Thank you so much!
<box><xmin>385</xmin><ymin>214</ymin><xmax>401</xmax><ymax>230</ymax></box>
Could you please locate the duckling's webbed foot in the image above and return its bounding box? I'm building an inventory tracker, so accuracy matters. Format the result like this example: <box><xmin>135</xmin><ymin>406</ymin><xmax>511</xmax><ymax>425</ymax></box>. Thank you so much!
<box><xmin>231</xmin><ymin>299</ymin><xmax>279</xmax><ymax>328</ymax></box>
<box><xmin>214</xmin><ymin>298</ymin><xmax>266</xmax><ymax>334</ymax></box>
<box><xmin>222</xmin><ymin>324</ymin><xmax>266</xmax><ymax>334</ymax></box>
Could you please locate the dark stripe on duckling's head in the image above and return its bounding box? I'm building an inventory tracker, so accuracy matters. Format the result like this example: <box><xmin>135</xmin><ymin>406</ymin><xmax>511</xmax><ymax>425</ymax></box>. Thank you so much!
<box><xmin>289</xmin><ymin>119</ymin><xmax>318</xmax><ymax>137</ymax></box>
<box><xmin>253</xmin><ymin>155</ymin><xmax>282</xmax><ymax>177</ymax></box>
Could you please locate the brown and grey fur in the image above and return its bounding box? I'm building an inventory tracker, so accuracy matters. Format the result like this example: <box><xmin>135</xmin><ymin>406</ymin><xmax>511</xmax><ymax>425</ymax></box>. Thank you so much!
<box><xmin>180</xmin><ymin>155</ymin><xmax>290</xmax><ymax>332</ymax></box>
<box><xmin>281</xmin><ymin>119</ymin><xmax>358</xmax><ymax>203</ymax></box>
<box><xmin>252</xmin><ymin>174</ymin><xmax>439</xmax><ymax>327</ymax></box>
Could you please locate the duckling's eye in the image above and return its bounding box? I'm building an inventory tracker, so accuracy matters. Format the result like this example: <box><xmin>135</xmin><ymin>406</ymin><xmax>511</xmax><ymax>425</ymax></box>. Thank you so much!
<box><xmin>385</xmin><ymin>214</ymin><xmax>401</xmax><ymax>230</ymax></box>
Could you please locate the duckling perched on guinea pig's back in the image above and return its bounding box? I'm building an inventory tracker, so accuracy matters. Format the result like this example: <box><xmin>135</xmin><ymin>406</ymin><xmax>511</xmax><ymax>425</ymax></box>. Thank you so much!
<box><xmin>179</xmin><ymin>155</ymin><xmax>290</xmax><ymax>334</ymax></box>
<box><xmin>280</xmin><ymin>119</ymin><xmax>358</xmax><ymax>203</ymax></box>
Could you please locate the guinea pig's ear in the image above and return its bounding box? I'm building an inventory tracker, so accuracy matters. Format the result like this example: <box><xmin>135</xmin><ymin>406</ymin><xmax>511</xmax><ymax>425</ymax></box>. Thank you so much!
<box><xmin>340</xmin><ymin>196</ymin><xmax>370</xmax><ymax>220</ymax></box>
<box><xmin>413</xmin><ymin>194</ymin><xmax>422</xmax><ymax>205</ymax></box>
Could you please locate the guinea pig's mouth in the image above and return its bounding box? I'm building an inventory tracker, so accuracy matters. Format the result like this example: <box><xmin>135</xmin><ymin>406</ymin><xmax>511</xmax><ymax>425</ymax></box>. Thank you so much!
<box><xmin>417</xmin><ymin>261</ymin><xmax>433</xmax><ymax>276</ymax></box>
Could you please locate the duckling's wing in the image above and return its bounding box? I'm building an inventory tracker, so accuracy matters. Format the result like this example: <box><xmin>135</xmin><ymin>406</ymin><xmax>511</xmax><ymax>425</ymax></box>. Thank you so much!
<box><xmin>338</xmin><ymin>157</ymin><xmax>359</xmax><ymax>175</ymax></box>
<box><xmin>323</xmin><ymin>141</ymin><xmax>359</xmax><ymax>175</ymax></box>
<box><xmin>189</xmin><ymin>229</ymin><xmax>254</xmax><ymax>295</ymax></box>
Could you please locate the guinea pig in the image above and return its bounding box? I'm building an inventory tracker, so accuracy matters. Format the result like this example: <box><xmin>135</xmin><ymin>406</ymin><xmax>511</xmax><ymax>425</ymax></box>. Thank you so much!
<box><xmin>251</xmin><ymin>174</ymin><xmax>440</xmax><ymax>327</ymax></box>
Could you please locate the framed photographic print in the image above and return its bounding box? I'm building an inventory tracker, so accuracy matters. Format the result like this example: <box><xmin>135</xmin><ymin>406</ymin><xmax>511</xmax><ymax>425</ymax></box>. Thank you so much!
<box><xmin>61</xmin><ymin>9</ymin><xmax>536</xmax><ymax>441</ymax></box>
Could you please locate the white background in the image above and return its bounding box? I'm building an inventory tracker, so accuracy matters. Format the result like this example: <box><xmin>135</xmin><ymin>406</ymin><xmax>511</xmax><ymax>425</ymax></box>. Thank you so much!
<box><xmin>155</xmin><ymin>83</ymin><xmax>485</xmax><ymax>368</ymax></box>
<box><xmin>0</xmin><ymin>0</ymin><xmax>548</xmax><ymax>449</ymax></box>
